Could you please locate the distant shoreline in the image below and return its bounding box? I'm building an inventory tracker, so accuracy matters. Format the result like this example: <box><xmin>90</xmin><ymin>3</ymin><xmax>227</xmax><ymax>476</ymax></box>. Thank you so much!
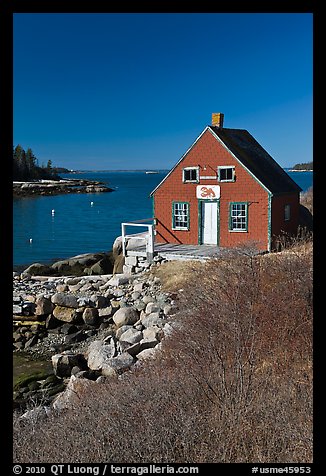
<box><xmin>288</xmin><ymin>169</ymin><xmax>313</xmax><ymax>172</ymax></box>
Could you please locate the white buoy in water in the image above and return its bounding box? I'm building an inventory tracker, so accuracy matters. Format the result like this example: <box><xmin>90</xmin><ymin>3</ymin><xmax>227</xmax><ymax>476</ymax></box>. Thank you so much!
<box><xmin>90</xmin><ymin>201</ymin><xmax>94</xmax><ymax>206</ymax></box>
<box><xmin>51</xmin><ymin>209</ymin><xmax>55</xmax><ymax>215</ymax></box>
<box><xmin>29</xmin><ymin>238</ymin><xmax>33</xmax><ymax>244</ymax></box>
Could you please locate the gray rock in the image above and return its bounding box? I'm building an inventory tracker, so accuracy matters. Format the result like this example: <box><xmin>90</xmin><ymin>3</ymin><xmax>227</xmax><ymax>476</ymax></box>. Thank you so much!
<box><xmin>52</xmin><ymin>375</ymin><xmax>96</xmax><ymax>412</ymax></box>
<box><xmin>103</xmin><ymin>353</ymin><xmax>135</xmax><ymax>375</ymax></box>
<box><xmin>60</xmin><ymin>323</ymin><xmax>78</xmax><ymax>335</ymax></box>
<box><xmin>119</xmin><ymin>328</ymin><xmax>143</xmax><ymax>345</ymax></box>
<box><xmin>123</xmin><ymin>264</ymin><xmax>134</xmax><ymax>275</ymax></box>
<box><xmin>56</xmin><ymin>284</ymin><xmax>69</xmax><ymax>292</ymax></box>
<box><xmin>51</xmin><ymin>293</ymin><xmax>78</xmax><ymax>308</ymax></box>
<box><xmin>124</xmin><ymin>342</ymin><xmax>141</xmax><ymax>356</ymax></box>
<box><xmin>87</xmin><ymin>339</ymin><xmax>117</xmax><ymax>371</ymax></box>
<box><xmin>108</xmin><ymin>274</ymin><xmax>130</xmax><ymax>287</ymax></box>
<box><xmin>82</xmin><ymin>307</ymin><xmax>99</xmax><ymax>326</ymax></box>
<box><xmin>115</xmin><ymin>325</ymin><xmax>133</xmax><ymax>339</ymax></box>
<box><xmin>90</xmin><ymin>294</ymin><xmax>109</xmax><ymax>308</ymax></box>
<box><xmin>52</xmin><ymin>353</ymin><xmax>86</xmax><ymax>378</ymax></box>
<box><xmin>162</xmin><ymin>322</ymin><xmax>174</xmax><ymax>336</ymax></box>
<box><xmin>110</xmin><ymin>300</ymin><xmax>121</xmax><ymax>312</ymax></box>
<box><xmin>112</xmin><ymin>307</ymin><xmax>139</xmax><ymax>328</ymax></box>
<box><xmin>163</xmin><ymin>304</ymin><xmax>173</xmax><ymax>316</ymax></box>
<box><xmin>143</xmin><ymin>325</ymin><xmax>163</xmax><ymax>341</ymax></box>
<box><xmin>145</xmin><ymin>302</ymin><xmax>160</xmax><ymax>314</ymax></box>
<box><xmin>68</xmin><ymin>284</ymin><xmax>82</xmax><ymax>293</ymax></box>
<box><xmin>35</xmin><ymin>295</ymin><xmax>54</xmax><ymax>315</ymax></box>
<box><xmin>13</xmin><ymin>332</ymin><xmax>23</xmax><ymax>342</ymax></box>
<box><xmin>53</xmin><ymin>305</ymin><xmax>80</xmax><ymax>323</ymax></box>
<box><xmin>24</xmin><ymin>334</ymin><xmax>38</xmax><ymax>348</ymax></box>
<box><xmin>98</xmin><ymin>306</ymin><xmax>113</xmax><ymax>318</ymax></box>
<box><xmin>142</xmin><ymin>295</ymin><xmax>154</xmax><ymax>305</ymax></box>
<box><xmin>13</xmin><ymin>342</ymin><xmax>24</xmax><ymax>350</ymax></box>
<box><xmin>22</xmin><ymin>263</ymin><xmax>52</xmax><ymax>276</ymax></box>
<box><xmin>77</xmin><ymin>296</ymin><xmax>92</xmax><ymax>307</ymax></box>
<box><xmin>13</xmin><ymin>304</ymin><xmax>22</xmax><ymax>315</ymax></box>
<box><xmin>125</xmin><ymin>256</ymin><xmax>138</xmax><ymax>267</ymax></box>
<box><xmin>131</xmin><ymin>291</ymin><xmax>141</xmax><ymax>300</ymax></box>
<box><xmin>96</xmin><ymin>375</ymin><xmax>109</xmax><ymax>384</ymax></box>
<box><xmin>133</xmin><ymin>282</ymin><xmax>144</xmax><ymax>293</ymax></box>
<box><xmin>113</xmin><ymin>288</ymin><xmax>125</xmax><ymax>298</ymax></box>
<box><xmin>89</xmin><ymin>259</ymin><xmax>109</xmax><ymax>275</ymax></box>
<box><xmin>133</xmin><ymin>299</ymin><xmax>146</xmax><ymax>311</ymax></box>
<box><xmin>136</xmin><ymin>348</ymin><xmax>157</xmax><ymax>361</ymax></box>
<box><xmin>65</xmin><ymin>277</ymin><xmax>82</xmax><ymax>285</ymax></box>
<box><xmin>139</xmin><ymin>337</ymin><xmax>158</xmax><ymax>351</ymax></box>
<box><xmin>64</xmin><ymin>330</ymin><xmax>87</xmax><ymax>345</ymax></box>
<box><xmin>141</xmin><ymin>312</ymin><xmax>164</xmax><ymax>328</ymax></box>
<box><xmin>50</xmin><ymin>252</ymin><xmax>113</xmax><ymax>276</ymax></box>
<box><xmin>45</xmin><ymin>314</ymin><xmax>62</xmax><ymax>329</ymax></box>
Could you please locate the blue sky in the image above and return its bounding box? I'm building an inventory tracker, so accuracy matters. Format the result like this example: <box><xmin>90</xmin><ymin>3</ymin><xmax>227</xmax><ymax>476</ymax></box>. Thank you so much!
<box><xmin>13</xmin><ymin>13</ymin><xmax>313</xmax><ymax>170</ymax></box>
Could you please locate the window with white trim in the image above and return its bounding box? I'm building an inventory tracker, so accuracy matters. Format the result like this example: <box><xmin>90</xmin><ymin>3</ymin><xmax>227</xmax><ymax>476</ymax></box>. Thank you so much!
<box><xmin>183</xmin><ymin>167</ymin><xmax>199</xmax><ymax>183</ymax></box>
<box><xmin>172</xmin><ymin>202</ymin><xmax>189</xmax><ymax>230</ymax></box>
<box><xmin>229</xmin><ymin>202</ymin><xmax>248</xmax><ymax>231</ymax></box>
<box><xmin>218</xmin><ymin>166</ymin><xmax>235</xmax><ymax>182</ymax></box>
<box><xmin>284</xmin><ymin>204</ymin><xmax>291</xmax><ymax>221</ymax></box>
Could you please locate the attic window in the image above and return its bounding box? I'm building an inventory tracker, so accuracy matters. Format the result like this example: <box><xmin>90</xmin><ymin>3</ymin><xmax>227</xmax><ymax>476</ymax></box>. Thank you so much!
<box><xmin>218</xmin><ymin>166</ymin><xmax>235</xmax><ymax>182</ymax></box>
<box><xmin>183</xmin><ymin>167</ymin><xmax>199</xmax><ymax>183</ymax></box>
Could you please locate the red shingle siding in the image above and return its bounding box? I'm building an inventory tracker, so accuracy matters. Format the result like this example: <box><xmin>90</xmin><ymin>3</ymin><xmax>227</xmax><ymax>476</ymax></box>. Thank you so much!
<box><xmin>271</xmin><ymin>193</ymin><xmax>300</xmax><ymax>245</ymax></box>
<box><xmin>153</xmin><ymin>128</ymin><xmax>300</xmax><ymax>252</ymax></box>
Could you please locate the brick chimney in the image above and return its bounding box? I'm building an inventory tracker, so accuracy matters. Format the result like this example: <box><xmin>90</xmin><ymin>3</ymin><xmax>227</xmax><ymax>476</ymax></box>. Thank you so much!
<box><xmin>212</xmin><ymin>112</ymin><xmax>224</xmax><ymax>129</ymax></box>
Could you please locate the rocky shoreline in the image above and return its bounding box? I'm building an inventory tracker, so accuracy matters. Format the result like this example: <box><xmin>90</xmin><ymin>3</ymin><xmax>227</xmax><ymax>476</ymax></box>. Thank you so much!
<box><xmin>13</xmin><ymin>178</ymin><xmax>114</xmax><ymax>197</ymax></box>
<box><xmin>13</xmin><ymin>255</ymin><xmax>178</xmax><ymax>414</ymax></box>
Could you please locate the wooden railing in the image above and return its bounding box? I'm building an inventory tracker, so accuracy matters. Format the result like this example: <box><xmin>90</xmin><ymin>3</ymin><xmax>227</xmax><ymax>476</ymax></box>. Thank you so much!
<box><xmin>121</xmin><ymin>218</ymin><xmax>155</xmax><ymax>262</ymax></box>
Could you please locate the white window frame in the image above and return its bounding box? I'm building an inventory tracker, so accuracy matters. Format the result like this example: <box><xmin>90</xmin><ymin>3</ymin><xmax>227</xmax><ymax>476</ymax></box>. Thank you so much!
<box><xmin>172</xmin><ymin>202</ymin><xmax>190</xmax><ymax>230</ymax></box>
<box><xmin>218</xmin><ymin>166</ymin><xmax>235</xmax><ymax>182</ymax></box>
<box><xmin>229</xmin><ymin>202</ymin><xmax>248</xmax><ymax>232</ymax></box>
<box><xmin>182</xmin><ymin>166</ymin><xmax>199</xmax><ymax>183</ymax></box>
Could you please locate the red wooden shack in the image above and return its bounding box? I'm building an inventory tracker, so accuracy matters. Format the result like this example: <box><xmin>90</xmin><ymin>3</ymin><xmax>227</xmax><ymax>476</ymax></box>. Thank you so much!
<box><xmin>150</xmin><ymin>113</ymin><xmax>302</xmax><ymax>252</ymax></box>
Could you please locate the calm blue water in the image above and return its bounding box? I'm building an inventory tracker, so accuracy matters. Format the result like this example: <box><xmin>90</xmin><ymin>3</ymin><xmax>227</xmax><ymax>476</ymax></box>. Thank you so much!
<box><xmin>13</xmin><ymin>171</ymin><xmax>166</xmax><ymax>268</ymax></box>
<box><xmin>13</xmin><ymin>170</ymin><xmax>312</xmax><ymax>268</ymax></box>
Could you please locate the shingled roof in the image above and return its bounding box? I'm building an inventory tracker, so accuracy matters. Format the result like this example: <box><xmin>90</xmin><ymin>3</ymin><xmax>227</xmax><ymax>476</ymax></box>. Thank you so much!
<box><xmin>209</xmin><ymin>126</ymin><xmax>302</xmax><ymax>194</ymax></box>
<box><xmin>151</xmin><ymin>125</ymin><xmax>302</xmax><ymax>196</ymax></box>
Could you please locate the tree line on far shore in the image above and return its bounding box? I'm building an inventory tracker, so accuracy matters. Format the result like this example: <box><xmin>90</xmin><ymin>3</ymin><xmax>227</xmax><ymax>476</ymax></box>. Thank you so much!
<box><xmin>13</xmin><ymin>145</ymin><xmax>69</xmax><ymax>181</ymax></box>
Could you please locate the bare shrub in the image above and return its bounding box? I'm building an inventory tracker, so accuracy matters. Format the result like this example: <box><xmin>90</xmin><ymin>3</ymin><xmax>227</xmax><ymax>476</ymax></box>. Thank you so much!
<box><xmin>13</xmin><ymin>245</ymin><xmax>313</xmax><ymax>463</ymax></box>
<box><xmin>300</xmin><ymin>187</ymin><xmax>313</xmax><ymax>215</ymax></box>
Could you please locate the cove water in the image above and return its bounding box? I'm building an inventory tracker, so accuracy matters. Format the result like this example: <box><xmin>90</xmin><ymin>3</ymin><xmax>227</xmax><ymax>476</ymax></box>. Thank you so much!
<box><xmin>13</xmin><ymin>170</ymin><xmax>312</xmax><ymax>269</ymax></box>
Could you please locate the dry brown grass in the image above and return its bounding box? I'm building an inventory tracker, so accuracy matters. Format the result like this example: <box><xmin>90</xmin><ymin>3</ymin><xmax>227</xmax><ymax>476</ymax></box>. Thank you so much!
<box><xmin>300</xmin><ymin>186</ymin><xmax>313</xmax><ymax>215</ymax></box>
<box><xmin>150</xmin><ymin>259</ymin><xmax>206</xmax><ymax>292</ymax></box>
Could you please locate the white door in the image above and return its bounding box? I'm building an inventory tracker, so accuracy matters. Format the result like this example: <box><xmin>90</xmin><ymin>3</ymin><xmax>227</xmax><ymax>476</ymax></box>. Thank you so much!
<box><xmin>202</xmin><ymin>201</ymin><xmax>218</xmax><ymax>244</ymax></box>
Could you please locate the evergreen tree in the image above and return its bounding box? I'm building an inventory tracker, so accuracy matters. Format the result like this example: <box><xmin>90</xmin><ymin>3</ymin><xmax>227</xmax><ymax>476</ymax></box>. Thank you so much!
<box><xmin>26</xmin><ymin>148</ymin><xmax>37</xmax><ymax>172</ymax></box>
<box><xmin>13</xmin><ymin>145</ymin><xmax>60</xmax><ymax>181</ymax></box>
<box><xmin>20</xmin><ymin>148</ymin><xmax>28</xmax><ymax>179</ymax></box>
<box><xmin>13</xmin><ymin>144</ymin><xmax>25</xmax><ymax>180</ymax></box>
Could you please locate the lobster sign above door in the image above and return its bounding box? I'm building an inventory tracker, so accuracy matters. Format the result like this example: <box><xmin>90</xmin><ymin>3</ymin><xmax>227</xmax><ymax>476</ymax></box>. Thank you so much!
<box><xmin>196</xmin><ymin>185</ymin><xmax>220</xmax><ymax>199</ymax></box>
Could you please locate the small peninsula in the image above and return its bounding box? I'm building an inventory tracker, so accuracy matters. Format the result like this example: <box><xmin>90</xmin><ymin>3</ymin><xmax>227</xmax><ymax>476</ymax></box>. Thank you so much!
<box><xmin>289</xmin><ymin>161</ymin><xmax>313</xmax><ymax>172</ymax></box>
<box><xmin>13</xmin><ymin>179</ymin><xmax>114</xmax><ymax>197</ymax></box>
